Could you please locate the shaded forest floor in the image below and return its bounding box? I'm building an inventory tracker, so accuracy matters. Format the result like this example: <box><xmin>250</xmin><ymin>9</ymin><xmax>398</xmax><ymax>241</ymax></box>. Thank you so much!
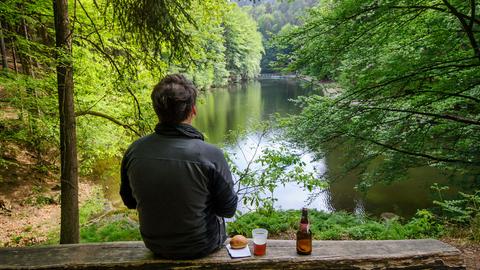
<box><xmin>442</xmin><ymin>238</ymin><xmax>480</xmax><ymax>270</ymax></box>
<box><xmin>0</xmin><ymin>141</ymin><xmax>95</xmax><ymax>246</ymax></box>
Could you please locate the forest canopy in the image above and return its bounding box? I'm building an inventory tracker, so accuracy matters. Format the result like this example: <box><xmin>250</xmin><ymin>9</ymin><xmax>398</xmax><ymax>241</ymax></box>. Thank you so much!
<box><xmin>238</xmin><ymin>0</ymin><xmax>317</xmax><ymax>73</ymax></box>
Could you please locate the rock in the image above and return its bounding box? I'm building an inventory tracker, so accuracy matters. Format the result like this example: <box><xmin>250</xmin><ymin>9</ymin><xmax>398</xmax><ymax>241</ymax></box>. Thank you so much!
<box><xmin>0</xmin><ymin>199</ymin><xmax>12</xmax><ymax>213</ymax></box>
<box><xmin>380</xmin><ymin>212</ymin><xmax>399</xmax><ymax>220</ymax></box>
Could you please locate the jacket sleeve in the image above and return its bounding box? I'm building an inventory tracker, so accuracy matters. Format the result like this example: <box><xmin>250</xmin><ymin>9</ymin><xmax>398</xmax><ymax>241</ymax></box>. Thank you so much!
<box><xmin>120</xmin><ymin>151</ymin><xmax>137</xmax><ymax>209</ymax></box>
<box><xmin>210</xmin><ymin>152</ymin><xmax>238</xmax><ymax>218</ymax></box>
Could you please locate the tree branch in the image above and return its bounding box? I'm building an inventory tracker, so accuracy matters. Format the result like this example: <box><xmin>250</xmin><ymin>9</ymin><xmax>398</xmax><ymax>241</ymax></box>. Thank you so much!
<box><xmin>74</xmin><ymin>2</ymin><xmax>145</xmax><ymax>125</ymax></box>
<box><xmin>470</xmin><ymin>0</ymin><xmax>476</xmax><ymax>29</ymax></box>
<box><xmin>337</xmin><ymin>56</ymin><xmax>479</xmax><ymax>103</ymax></box>
<box><xmin>75</xmin><ymin>110</ymin><xmax>141</xmax><ymax>136</ymax></box>
<box><xmin>360</xmin><ymin>106</ymin><xmax>480</xmax><ymax>126</ymax></box>
<box><xmin>388</xmin><ymin>4</ymin><xmax>480</xmax><ymax>25</ymax></box>
<box><xmin>352</xmin><ymin>135</ymin><xmax>479</xmax><ymax>165</ymax></box>
<box><xmin>442</xmin><ymin>0</ymin><xmax>480</xmax><ymax>61</ymax></box>
<box><xmin>415</xmin><ymin>89</ymin><xmax>480</xmax><ymax>103</ymax></box>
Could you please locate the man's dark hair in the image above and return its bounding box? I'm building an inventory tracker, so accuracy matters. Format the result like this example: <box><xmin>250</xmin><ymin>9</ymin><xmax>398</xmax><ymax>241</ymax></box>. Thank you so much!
<box><xmin>151</xmin><ymin>74</ymin><xmax>198</xmax><ymax>124</ymax></box>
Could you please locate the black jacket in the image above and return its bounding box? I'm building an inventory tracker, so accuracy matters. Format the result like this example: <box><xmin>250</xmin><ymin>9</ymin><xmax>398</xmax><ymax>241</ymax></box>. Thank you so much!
<box><xmin>120</xmin><ymin>123</ymin><xmax>238</xmax><ymax>259</ymax></box>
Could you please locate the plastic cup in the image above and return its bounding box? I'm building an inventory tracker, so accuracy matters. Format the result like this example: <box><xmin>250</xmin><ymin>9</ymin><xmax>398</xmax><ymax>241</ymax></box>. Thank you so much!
<box><xmin>252</xmin><ymin>228</ymin><xmax>268</xmax><ymax>256</ymax></box>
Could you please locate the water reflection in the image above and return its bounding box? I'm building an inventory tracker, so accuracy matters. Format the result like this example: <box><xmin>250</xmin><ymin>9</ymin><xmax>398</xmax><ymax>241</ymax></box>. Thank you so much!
<box><xmin>224</xmin><ymin>132</ymin><xmax>329</xmax><ymax>213</ymax></box>
<box><xmin>193</xmin><ymin>80</ymin><xmax>312</xmax><ymax>144</ymax></box>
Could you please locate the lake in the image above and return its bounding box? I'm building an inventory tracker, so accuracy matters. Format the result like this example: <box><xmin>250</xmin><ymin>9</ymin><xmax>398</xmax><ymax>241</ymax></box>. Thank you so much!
<box><xmin>95</xmin><ymin>78</ymin><xmax>461</xmax><ymax>218</ymax></box>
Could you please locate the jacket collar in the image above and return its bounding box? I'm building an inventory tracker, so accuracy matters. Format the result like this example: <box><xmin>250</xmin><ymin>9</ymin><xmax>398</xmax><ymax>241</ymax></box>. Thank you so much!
<box><xmin>154</xmin><ymin>123</ymin><xmax>204</xmax><ymax>141</ymax></box>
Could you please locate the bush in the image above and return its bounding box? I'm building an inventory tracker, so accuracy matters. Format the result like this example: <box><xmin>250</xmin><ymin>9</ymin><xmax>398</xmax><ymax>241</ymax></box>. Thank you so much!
<box><xmin>227</xmin><ymin>209</ymin><xmax>443</xmax><ymax>240</ymax></box>
<box><xmin>228</xmin><ymin>209</ymin><xmax>298</xmax><ymax>237</ymax></box>
<box><xmin>81</xmin><ymin>219</ymin><xmax>141</xmax><ymax>243</ymax></box>
<box><xmin>472</xmin><ymin>215</ymin><xmax>480</xmax><ymax>242</ymax></box>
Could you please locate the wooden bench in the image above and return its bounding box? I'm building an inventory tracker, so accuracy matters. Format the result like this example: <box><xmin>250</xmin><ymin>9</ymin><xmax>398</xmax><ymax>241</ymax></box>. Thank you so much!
<box><xmin>0</xmin><ymin>239</ymin><xmax>465</xmax><ymax>269</ymax></box>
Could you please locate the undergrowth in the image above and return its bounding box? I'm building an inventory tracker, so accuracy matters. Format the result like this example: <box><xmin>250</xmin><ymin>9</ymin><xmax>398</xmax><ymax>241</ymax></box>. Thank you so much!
<box><xmin>227</xmin><ymin>209</ymin><xmax>443</xmax><ymax>240</ymax></box>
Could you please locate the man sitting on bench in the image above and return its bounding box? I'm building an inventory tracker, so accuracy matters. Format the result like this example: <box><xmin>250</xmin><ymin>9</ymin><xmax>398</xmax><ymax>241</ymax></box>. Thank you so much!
<box><xmin>120</xmin><ymin>74</ymin><xmax>238</xmax><ymax>259</ymax></box>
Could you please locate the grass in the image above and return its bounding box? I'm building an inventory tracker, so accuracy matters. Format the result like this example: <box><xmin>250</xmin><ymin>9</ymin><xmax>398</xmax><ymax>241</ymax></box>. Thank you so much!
<box><xmin>81</xmin><ymin>219</ymin><xmax>141</xmax><ymax>242</ymax></box>
<box><xmin>79</xmin><ymin>187</ymin><xmax>105</xmax><ymax>225</ymax></box>
<box><xmin>40</xmin><ymin>206</ymin><xmax>472</xmax><ymax>245</ymax></box>
<box><xmin>78</xmin><ymin>187</ymin><xmax>141</xmax><ymax>242</ymax></box>
<box><xmin>75</xmin><ymin>208</ymin><xmax>445</xmax><ymax>243</ymax></box>
<box><xmin>38</xmin><ymin>201</ymin><xmax>478</xmax><ymax>246</ymax></box>
<box><xmin>42</xmin><ymin>186</ymin><xmax>112</xmax><ymax>245</ymax></box>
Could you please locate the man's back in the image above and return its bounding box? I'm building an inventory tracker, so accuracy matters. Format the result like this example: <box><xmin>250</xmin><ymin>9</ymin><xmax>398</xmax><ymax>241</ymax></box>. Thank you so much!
<box><xmin>120</xmin><ymin>123</ymin><xmax>237</xmax><ymax>259</ymax></box>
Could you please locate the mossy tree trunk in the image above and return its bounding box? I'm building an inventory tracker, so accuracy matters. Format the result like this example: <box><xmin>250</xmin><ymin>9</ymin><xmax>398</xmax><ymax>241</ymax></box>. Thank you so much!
<box><xmin>0</xmin><ymin>21</ymin><xmax>7</xmax><ymax>70</ymax></box>
<box><xmin>54</xmin><ymin>0</ymin><xmax>79</xmax><ymax>244</ymax></box>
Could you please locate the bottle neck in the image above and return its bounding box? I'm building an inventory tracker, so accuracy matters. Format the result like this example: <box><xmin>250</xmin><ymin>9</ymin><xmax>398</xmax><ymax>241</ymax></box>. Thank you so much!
<box><xmin>300</xmin><ymin>216</ymin><xmax>308</xmax><ymax>223</ymax></box>
<box><xmin>301</xmin><ymin>209</ymin><xmax>308</xmax><ymax>223</ymax></box>
<box><xmin>300</xmin><ymin>209</ymin><xmax>309</xmax><ymax>231</ymax></box>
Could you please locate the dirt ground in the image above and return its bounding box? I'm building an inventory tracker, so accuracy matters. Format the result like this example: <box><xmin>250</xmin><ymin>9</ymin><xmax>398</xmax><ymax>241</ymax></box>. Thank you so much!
<box><xmin>0</xmin><ymin>142</ymin><xmax>94</xmax><ymax>247</ymax></box>
<box><xmin>443</xmin><ymin>238</ymin><xmax>480</xmax><ymax>270</ymax></box>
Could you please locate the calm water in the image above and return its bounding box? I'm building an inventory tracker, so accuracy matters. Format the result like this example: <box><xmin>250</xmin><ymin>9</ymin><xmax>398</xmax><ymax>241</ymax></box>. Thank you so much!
<box><xmin>95</xmin><ymin>79</ymin><xmax>461</xmax><ymax>217</ymax></box>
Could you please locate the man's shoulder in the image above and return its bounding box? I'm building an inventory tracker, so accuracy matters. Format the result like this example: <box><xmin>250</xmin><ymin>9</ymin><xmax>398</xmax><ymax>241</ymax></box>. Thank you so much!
<box><xmin>132</xmin><ymin>133</ymin><xmax>156</xmax><ymax>145</ymax></box>
<box><xmin>124</xmin><ymin>133</ymin><xmax>157</xmax><ymax>154</ymax></box>
<box><xmin>200</xmin><ymin>139</ymin><xmax>227</xmax><ymax>155</ymax></box>
<box><xmin>195</xmin><ymin>140</ymin><xmax>222</xmax><ymax>153</ymax></box>
<box><xmin>124</xmin><ymin>133</ymin><xmax>225</xmax><ymax>163</ymax></box>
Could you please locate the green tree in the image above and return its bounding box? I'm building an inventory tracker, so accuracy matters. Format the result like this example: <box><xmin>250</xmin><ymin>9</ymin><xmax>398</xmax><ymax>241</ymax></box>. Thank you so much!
<box><xmin>54</xmin><ymin>0</ymin><xmax>79</xmax><ymax>244</ymax></box>
<box><xmin>0</xmin><ymin>21</ymin><xmax>7</xmax><ymax>70</ymax></box>
<box><xmin>245</xmin><ymin>0</ymin><xmax>318</xmax><ymax>73</ymax></box>
<box><xmin>223</xmin><ymin>4</ymin><xmax>264</xmax><ymax>81</ymax></box>
<box><xmin>279</xmin><ymin>0</ymin><xmax>480</xmax><ymax>188</ymax></box>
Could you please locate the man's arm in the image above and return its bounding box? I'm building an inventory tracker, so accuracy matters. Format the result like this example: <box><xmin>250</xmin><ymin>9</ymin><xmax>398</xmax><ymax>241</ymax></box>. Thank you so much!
<box><xmin>210</xmin><ymin>152</ymin><xmax>238</xmax><ymax>218</ymax></box>
<box><xmin>120</xmin><ymin>152</ymin><xmax>137</xmax><ymax>209</ymax></box>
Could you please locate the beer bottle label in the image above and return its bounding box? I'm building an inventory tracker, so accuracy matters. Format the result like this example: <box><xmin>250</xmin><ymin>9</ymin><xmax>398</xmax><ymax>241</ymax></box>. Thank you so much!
<box><xmin>300</xmin><ymin>223</ymin><xmax>309</xmax><ymax>232</ymax></box>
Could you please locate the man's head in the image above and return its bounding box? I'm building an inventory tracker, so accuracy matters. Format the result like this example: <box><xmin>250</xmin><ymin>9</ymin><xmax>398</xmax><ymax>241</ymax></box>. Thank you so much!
<box><xmin>151</xmin><ymin>74</ymin><xmax>198</xmax><ymax>124</ymax></box>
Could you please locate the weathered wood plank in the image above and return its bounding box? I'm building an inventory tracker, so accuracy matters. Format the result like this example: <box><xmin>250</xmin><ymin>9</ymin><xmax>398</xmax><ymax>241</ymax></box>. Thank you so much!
<box><xmin>0</xmin><ymin>239</ymin><xmax>465</xmax><ymax>269</ymax></box>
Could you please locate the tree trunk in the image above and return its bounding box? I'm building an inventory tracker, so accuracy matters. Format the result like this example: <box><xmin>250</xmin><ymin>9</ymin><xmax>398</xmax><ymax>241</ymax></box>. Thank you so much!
<box><xmin>0</xmin><ymin>21</ymin><xmax>8</xmax><ymax>70</ymax></box>
<box><xmin>22</xmin><ymin>19</ymin><xmax>34</xmax><ymax>77</ymax></box>
<box><xmin>12</xmin><ymin>43</ymin><xmax>18</xmax><ymax>73</ymax></box>
<box><xmin>54</xmin><ymin>0</ymin><xmax>79</xmax><ymax>244</ymax></box>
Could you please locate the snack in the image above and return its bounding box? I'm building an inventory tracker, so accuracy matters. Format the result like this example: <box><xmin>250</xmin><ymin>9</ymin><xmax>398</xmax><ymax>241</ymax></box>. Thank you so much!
<box><xmin>230</xmin><ymin>235</ymin><xmax>248</xmax><ymax>249</ymax></box>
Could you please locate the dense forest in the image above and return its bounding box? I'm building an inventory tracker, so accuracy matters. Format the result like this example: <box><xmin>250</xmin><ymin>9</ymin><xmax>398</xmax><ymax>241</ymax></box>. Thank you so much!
<box><xmin>275</xmin><ymin>0</ymin><xmax>480</xmax><ymax>245</ymax></box>
<box><xmin>238</xmin><ymin>0</ymin><xmax>318</xmax><ymax>73</ymax></box>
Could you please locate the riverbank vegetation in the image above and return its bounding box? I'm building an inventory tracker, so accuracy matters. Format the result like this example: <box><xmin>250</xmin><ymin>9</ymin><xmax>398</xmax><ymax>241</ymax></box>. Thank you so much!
<box><xmin>274</xmin><ymin>0</ymin><xmax>480</xmax><ymax>240</ymax></box>
<box><xmin>276</xmin><ymin>0</ymin><xmax>480</xmax><ymax>181</ymax></box>
<box><xmin>49</xmin><ymin>201</ymin><xmax>478</xmax><ymax>244</ymax></box>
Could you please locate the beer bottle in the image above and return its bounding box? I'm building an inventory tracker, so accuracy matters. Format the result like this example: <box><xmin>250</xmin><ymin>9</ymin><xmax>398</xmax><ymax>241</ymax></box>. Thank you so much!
<box><xmin>296</xmin><ymin>207</ymin><xmax>312</xmax><ymax>255</ymax></box>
